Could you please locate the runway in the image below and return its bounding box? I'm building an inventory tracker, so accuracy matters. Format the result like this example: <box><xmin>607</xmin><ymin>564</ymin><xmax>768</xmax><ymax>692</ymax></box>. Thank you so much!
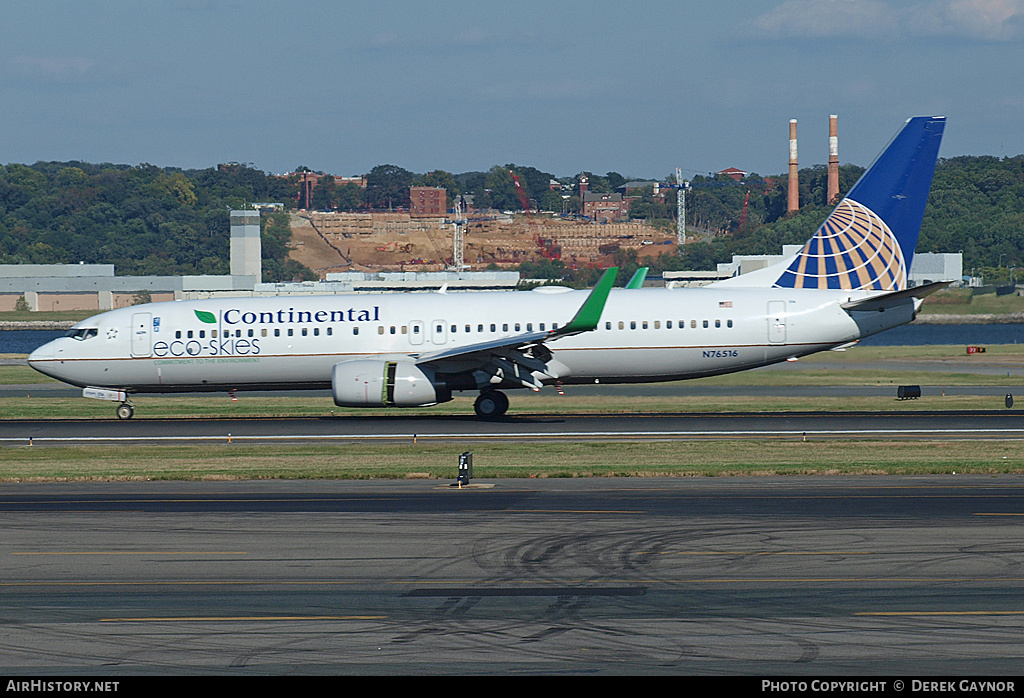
<box><xmin>2</xmin><ymin>476</ymin><xmax>1024</xmax><ymax>675</ymax></box>
<box><xmin>2</xmin><ymin>409</ymin><xmax>1024</xmax><ymax>445</ymax></box>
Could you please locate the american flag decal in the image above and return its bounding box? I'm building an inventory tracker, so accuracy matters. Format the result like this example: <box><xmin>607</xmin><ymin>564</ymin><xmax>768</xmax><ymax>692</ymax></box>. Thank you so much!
<box><xmin>718</xmin><ymin>301</ymin><xmax>732</xmax><ymax>308</ymax></box>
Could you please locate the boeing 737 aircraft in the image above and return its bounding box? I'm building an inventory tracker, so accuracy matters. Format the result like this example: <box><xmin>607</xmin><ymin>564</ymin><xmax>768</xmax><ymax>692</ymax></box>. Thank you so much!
<box><xmin>29</xmin><ymin>116</ymin><xmax>947</xmax><ymax>419</ymax></box>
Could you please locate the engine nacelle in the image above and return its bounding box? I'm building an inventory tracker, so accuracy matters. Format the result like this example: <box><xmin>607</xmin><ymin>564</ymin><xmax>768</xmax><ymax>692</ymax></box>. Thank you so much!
<box><xmin>332</xmin><ymin>359</ymin><xmax>450</xmax><ymax>407</ymax></box>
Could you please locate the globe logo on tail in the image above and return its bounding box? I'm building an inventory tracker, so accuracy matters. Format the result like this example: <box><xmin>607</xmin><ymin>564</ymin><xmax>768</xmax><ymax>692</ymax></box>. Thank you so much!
<box><xmin>773</xmin><ymin>198</ymin><xmax>907</xmax><ymax>291</ymax></box>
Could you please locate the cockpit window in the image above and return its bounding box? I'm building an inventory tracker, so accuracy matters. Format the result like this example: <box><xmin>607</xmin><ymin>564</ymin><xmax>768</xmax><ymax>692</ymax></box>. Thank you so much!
<box><xmin>65</xmin><ymin>328</ymin><xmax>98</xmax><ymax>341</ymax></box>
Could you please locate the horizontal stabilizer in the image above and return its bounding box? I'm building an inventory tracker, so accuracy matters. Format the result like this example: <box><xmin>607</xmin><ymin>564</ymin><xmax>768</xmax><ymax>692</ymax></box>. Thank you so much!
<box><xmin>841</xmin><ymin>281</ymin><xmax>951</xmax><ymax>312</ymax></box>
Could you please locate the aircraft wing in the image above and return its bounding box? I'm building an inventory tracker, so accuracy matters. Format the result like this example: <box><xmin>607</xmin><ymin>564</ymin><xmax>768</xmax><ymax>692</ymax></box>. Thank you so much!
<box><xmin>625</xmin><ymin>267</ymin><xmax>648</xmax><ymax>289</ymax></box>
<box><xmin>413</xmin><ymin>267</ymin><xmax>618</xmax><ymax>390</ymax></box>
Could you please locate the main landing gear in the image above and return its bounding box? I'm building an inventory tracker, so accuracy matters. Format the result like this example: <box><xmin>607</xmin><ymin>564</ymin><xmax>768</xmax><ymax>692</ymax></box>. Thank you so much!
<box><xmin>116</xmin><ymin>402</ymin><xmax>134</xmax><ymax>420</ymax></box>
<box><xmin>474</xmin><ymin>390</ymin><xmax>509</xmax><ymax>419</ymax></box>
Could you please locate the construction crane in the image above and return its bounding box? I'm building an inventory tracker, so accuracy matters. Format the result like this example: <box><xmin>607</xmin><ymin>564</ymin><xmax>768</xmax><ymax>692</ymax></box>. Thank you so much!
<box><xmin>449</xmin><ymin>198</ymin><xmax>466</xmax><ymax>271</ymax></box>
<box><xmin>509</xmin><ymin>169</ymin><xmax>532</xmax><ymax>215</ymax></box>
<box><xmin>739</xmin><ymin>190</ymin><xmax>750</xmax><ymax>229</ymax></box>
<box><xmin>675</xmin><ymin>168</ymin><xmax>689</xmax><ymax>245</ymax></box>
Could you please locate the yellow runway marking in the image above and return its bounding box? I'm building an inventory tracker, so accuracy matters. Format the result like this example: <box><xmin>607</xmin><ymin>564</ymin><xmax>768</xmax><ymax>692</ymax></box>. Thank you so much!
<box><xmin>12</xmin><ymin>551</ymin><xmax>247</xmax><ymax>556</ymax></box>
<box><xmin>99</xmin><ymin>615</ymin><xmax>386</xmax><ymax>622</ymax></box>
<box><xmin>657</xmin><ymin>551</ymin><xmax>874</xmax><ymax>556</ymax></box>
<box><xmin>856</xmin><ymin>611</ymin><xmax>1024</xmax><ymax>617</ymax></box>
<box><xmin>511</xmin><ymin>509</ymin><xmax>642</xmax><ymax>514</ymax></box>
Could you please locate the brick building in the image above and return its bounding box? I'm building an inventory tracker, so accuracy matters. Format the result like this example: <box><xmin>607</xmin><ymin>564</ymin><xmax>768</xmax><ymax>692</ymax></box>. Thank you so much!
<box><xmin>410</xmin><ymin>186</ymin><xmax>447</xmax><ymax>217</ymax></box>
<box><xmin>582</xmin><ymin>191</ymin><xmax>628</xmax><ymax>223</ymax></box>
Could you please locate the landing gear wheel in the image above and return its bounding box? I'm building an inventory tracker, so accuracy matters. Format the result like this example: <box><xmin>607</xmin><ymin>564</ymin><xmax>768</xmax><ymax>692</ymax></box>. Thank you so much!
<box><xmin>116</xmin><ymin>403</ymin><xmax>134</xmax><ymax>420</ymax></box>
<box><xmin>474</xmin><ymin>390</ymin><xmax>509</xmax><ymax>419</ymax></box>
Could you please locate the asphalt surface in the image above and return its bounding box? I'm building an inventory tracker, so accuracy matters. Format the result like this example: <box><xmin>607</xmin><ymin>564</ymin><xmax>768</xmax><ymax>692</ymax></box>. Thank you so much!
<box><xmin>4</xmin><ymin>360</ymin><xmax>1024</xmax><ymax>675</ymax></box>
<box><xmin>2</xmin><ymin>476</ymin><xmax>1024</xmax><ymax>675</ymax></box>
<box><xmin>3</xmin><ymin>409</ymin><xmax>1024</xmax><ymax>445</ymax></box>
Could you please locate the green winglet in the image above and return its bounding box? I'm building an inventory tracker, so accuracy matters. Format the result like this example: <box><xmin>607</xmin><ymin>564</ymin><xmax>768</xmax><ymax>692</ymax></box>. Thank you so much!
<box><xmin>625</xmin><ymin>267</ymin><xmax>649</xmax><ymax>289</ymax></box>
<box><xmin>555</xmin><ymin>267</ymin><xmax>618</xmax><ymax>336</ymax></box>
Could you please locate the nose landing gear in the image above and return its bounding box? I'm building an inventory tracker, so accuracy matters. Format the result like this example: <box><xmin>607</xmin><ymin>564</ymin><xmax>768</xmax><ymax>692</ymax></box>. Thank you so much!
<box><xmin>116</xmin><ymin>402</ymin><xmax>134</xmax><ymax>420</ymax></box>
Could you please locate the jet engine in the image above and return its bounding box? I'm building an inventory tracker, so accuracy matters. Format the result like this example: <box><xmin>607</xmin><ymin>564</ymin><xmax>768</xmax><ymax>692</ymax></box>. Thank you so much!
<box><xmin>331</xmin><ymin>359</ymin><xmax>451</xmax><ymax>407</ymax></box>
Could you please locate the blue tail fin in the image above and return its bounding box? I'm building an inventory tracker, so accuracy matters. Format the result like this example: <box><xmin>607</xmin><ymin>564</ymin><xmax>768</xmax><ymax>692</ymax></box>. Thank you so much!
<box><xmin>773</xmin><ymin>116</ymin><xmax>945</xmax><ymax>291</ymax></box>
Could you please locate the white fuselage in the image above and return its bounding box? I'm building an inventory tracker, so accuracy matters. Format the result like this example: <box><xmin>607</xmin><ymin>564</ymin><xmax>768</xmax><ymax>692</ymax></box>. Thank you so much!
<box><xmin>28</xmin><ymin>285</ymin><xmax>914</xmax><ymax>394</ymax></box>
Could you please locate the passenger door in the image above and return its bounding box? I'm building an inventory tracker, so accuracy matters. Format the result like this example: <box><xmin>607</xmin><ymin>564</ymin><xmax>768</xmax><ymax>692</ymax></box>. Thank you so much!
<box><xmin>767</xmin><ymin>301</ymin><xmax>786</xmax><ymax>344</ymax></box>
<box><xmin>131</xmin><ymin>312</ymin><xmax>152</xmax><ymax>357</ymax></box>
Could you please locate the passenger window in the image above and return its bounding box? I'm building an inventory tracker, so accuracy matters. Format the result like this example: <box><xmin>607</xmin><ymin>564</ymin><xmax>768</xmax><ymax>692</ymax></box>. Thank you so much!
<box><xmin>654</xmin><ymin>321</ymin><xmax>660</xmax><ymax>329</ymax></box>
<box><xmin>715</xmin><ymin>320</ymin><xmax>721</xmax><ymax>328</ymax></box>
<box><xmin>727</xmin><ymin>319</ymin><xmax>733</xmax><ymax>328</ymax></box>
<box><xmin>630</xmin><ymin>321</ymin><xmax>636</xmax><ymax>330</ymax></box>
<box><xmin>540</xmin><ymin>323</ymin><xmax>545</xmax><ymax>331</ymax></box>
<box><xmin>314</xmin><ymin>327</ymin><xmax>320</xmax><ymax>336</ymax></box>
<box><xmin>378</xmin><ymin>326</ymin><xmax>385</xmax><ymax>335</ymax></box>
<box><xmin>691</xmin><ymin>320</ymin><xmax>697</xmax><ymax>329</ymax></box>
<box><xmin>353</xmin><ymin>327</ymin><xmax>359</xmax><ymax>335</ymax></box>
<box><xmin>302</xmin><ymin>328</ymin><xmax>308</xmax><ymax>336</ymax></box>
<box><xmin>667</xmin><ymin>321</ymin><xmax>673</xmax><ymax>329</ymax></box>
<box><xmin>390</xmin><ymin>326</ymin><xmax>396</xmax><ymax>334</ymax></box>
<box><xmin>213</xmin><ymin>330</ymin><xmax>219</xmax><ymax>338</ymax></box>
<box><xmin>187</xmin><ymin>330</ymin><xmax>193</xmax><ymax>339</ymax></box>
<box><xmin>274</xmin><ymin>328</ymin><xmax>280</xmax><ymax>337</ymax></box>
<box><xmin>619</xmin><ymin>321</ymin><xmax>624</xmax><ymax>330</ymax></box>
<box><xmin>327</xmin><ymin>327</ymin><xmax>333</xmax><ymax>336</ymax></box>
<box><xmin>642</xmin><ymin>321</ymin><xmax>648</xmax><ymax>330</ymax></box>
<box><xmin>526</xmin><ymin>323</ymin><xmax>532</xmax><ymax>332</ymax></box>
<box><xmin>605</xmin><ymin>322</ymin><xmax>611</xmax><ymax>330</ymax></box>
<box><xmin>703</xmin><ymin>320</ymin><xmax>709</xmax><ymax>328</ymax></box>
<box><xmin>248</xmin><ymin>329</ymin><xmax>254</xmax><ymax>337</ymax></box>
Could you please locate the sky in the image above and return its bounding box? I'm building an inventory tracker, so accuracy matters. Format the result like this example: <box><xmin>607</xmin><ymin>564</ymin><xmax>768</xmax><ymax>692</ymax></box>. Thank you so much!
<box><xmin>2</xmin><ymin>0</ymin><xmax>1022</xmax><ymax>181</ymax></box>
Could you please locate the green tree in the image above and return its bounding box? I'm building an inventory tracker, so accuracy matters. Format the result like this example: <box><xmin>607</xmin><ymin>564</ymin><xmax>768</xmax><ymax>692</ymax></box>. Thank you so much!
<box><xmin>365</xmin><ymin>164</ymin><xmax>414</xmax><ymax>210</ymax></box>
<box><xmin>415</xmin><ymin>170</ymin><xmax>460</xmax><ymax>203</ymax></box>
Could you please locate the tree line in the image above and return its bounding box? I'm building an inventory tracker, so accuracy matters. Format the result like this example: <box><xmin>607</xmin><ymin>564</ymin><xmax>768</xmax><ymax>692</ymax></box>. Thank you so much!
<box><xmin>1</xmin><ymin>154</ymin><xmax>1022</xmax><ymax>280</ymax></box>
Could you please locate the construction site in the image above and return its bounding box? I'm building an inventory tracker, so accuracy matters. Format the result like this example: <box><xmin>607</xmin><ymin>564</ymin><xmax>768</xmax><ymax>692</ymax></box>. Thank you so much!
<box><xmin>282</xmin><ymin>114</ymin><xmax>848</xmax><ymax>278</ymax></box>
<box><xmin>287</xmin><ymin>211</ymin><xmax>677</xmax><ymax>277</ymax></box>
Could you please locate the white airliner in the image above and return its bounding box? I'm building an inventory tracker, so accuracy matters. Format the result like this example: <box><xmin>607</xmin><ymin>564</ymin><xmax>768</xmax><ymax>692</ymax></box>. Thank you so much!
<box><xmin>29</xmin><ymin>116</ymin><xmax>947</xmax><ymax>420</ymax></box>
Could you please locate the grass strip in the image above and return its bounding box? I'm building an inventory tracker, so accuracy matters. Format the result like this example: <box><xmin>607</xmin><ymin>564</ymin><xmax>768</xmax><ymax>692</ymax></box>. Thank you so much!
<box><xmin>1</xmin><ymin>440</ymin><xmax>1022</xmax><ymax>481</ymax></box>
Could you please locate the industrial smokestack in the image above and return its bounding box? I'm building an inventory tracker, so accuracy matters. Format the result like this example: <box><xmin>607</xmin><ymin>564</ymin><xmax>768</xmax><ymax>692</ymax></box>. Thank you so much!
<box><xmin>828</xmin><ymin>114</ymin><xmax>839</xmax><ymax>204</ymax></box>
<box><xmin>788</xmin><ymin>119</ymin><xmax>799</xmax><ymax>214</ymax></box>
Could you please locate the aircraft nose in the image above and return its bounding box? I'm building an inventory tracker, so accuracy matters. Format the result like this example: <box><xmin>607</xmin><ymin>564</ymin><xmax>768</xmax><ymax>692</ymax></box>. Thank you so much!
<box><xmin>27</xmin><ymin>339</ymin><xmax>60</xmax><ymax>367</ymax></box>
<box><xmin>27</xmin><ymin>343</ymin><xmax>51</xmax><ymax>363</ymax></box>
